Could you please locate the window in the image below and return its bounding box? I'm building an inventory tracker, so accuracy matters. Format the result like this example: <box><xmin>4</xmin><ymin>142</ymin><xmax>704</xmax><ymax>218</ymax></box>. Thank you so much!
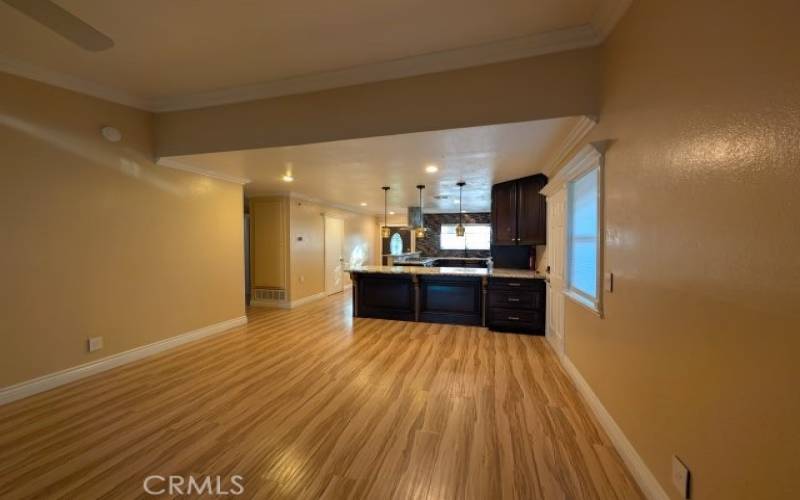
<box><xmin>566</xmin><ymin>166</ymin><xmax>601</xmax><ymax>311</ymax></box>
<box><xmin>440</xmin><ymin>224</ymin><xmax>491</xmax><ymax>250</ymax></box>
<box><xmin>389</xmin><ymin>233</ymin><xmax>403</xmax><ymax>255</ymax></box>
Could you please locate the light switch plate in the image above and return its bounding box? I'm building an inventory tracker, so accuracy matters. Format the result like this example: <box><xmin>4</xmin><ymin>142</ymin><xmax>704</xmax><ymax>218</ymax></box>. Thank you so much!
<box><xmin>88</xmin><ymin>336</ymin><xmax>104</xmax><ymax>352</ymax></box>
<box><xmin>672</xmin><ymin>455</ymin><xmax>690</xmax><ymax>499</ymax></box>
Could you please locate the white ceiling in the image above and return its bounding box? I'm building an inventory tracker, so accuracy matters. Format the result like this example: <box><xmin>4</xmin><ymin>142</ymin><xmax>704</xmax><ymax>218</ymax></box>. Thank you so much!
<box><xmin>0</xmin><ymin>0</ymin><xmax>630</xmax><ymax>111</ymax></box>
<box><xmin>165</xmin><ymin>117</ymin><xmax>586</xmax><ymax>214</ymax></box>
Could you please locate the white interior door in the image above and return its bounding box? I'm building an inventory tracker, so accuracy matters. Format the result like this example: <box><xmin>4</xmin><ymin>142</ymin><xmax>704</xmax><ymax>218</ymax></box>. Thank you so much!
<box><xmin>324</xmin><ymin>216</ymin><xmax>345</xmax><ymax>295</ymax></box>
<box><xmin>546</xmin><ymin>188</ymin><xmax>567</xmax><ymax>355</ymax></box>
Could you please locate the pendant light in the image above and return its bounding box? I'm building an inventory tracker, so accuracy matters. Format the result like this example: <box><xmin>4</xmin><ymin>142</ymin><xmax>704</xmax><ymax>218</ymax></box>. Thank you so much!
<box><xmin>381</xmin><ymin>186</ymin><xmax>391</xmax><ymax>238</ymax></box>
<box><xmin>455</xmin><ymin>181</ymin><xmax>466</xmax><ymax>237</ymax></box>
<box><xmin>415</xmin><ymin>184</ymin><xmax>426</xmax><ymax>238</ymax></box>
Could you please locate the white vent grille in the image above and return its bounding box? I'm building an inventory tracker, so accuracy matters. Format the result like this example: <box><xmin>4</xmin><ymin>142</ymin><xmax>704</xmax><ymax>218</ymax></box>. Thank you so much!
<box><xmin>253</xmin><ymin>288</ymin><xmax>286</xmax><ymax>302</ymax></box>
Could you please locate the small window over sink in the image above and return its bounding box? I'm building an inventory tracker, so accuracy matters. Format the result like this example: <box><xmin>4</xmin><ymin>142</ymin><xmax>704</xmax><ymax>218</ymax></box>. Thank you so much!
<box><xmin>440</xmin><ymin>224</ymin><xmax>491</xmax><ymax>250</ymax></box>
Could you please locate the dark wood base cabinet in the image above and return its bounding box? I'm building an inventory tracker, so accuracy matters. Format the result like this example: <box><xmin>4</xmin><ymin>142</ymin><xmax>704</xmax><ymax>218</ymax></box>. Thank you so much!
<box><xmin>351</xmin><ymin>273</ymin><xmax>545</xmax><ymax>333</ymax></box>
<box><xmin>419</xmin><ymin>276</ymin><xmax>482</xmax><ymax>326</ymax></box>
<box><xmin>355</xmin><ymin>273</ymin><xmax>415</xmax><ymax>321</ymax></box>
<box><xmin>487</xmin><ymin>278</ymin><xmax>546</xmax><ymax>334</ymax></box>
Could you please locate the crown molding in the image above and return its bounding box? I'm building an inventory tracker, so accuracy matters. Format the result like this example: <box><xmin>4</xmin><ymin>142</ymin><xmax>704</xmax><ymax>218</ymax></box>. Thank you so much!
<box><xmin>0</xmin><ymin>0</ymin><xmax>631</xmax><ymax>113</ymax></box>
<box><xmin>151</xmin><ymin>24</ymin><xmax>599</xmax><ymax>111</ymax></box>
<box><xmin>0</xmin><ymin>55</ymin><xmax>153</xmax><ymax>110</ymax></box>
<box><xmin>540</xmin><ymin>140</ymin><xmax>608</xmax><ymax>196</ymax></box>
<box><xmin>591</xmin><ymin>0</ymin><xmax>633</xmax><ymax>40</ymax></box>
<box><xmin>156</xmin><ymin>158</ymin><xmax>251</xmax><ymax>185</ymax></box>
<box><xmin>542</xmin><ymin>115</ymin><xmax>597</xmax><ymax>177</ymax></box>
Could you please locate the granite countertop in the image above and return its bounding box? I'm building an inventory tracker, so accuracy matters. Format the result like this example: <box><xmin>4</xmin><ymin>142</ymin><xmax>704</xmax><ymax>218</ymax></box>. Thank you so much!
<box><xmin>394</xmin><ymin>256</ymin><xmax>490</xmax><ymax>264</ymax></box>
<box><xmin>346</xmin><ymin>265</ymin><xmax>546</xmax><ymax>280</ymax></box>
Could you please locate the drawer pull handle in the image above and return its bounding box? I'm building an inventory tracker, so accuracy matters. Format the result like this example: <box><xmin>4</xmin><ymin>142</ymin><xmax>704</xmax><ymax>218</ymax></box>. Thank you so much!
<box><xmin>508</xmin><ymin>316</ymin><xmax>520</xmax><ymax>321</ymax></box>
<box><xmin>507</xmin><ymin>298</ymin><xmax>520</xmax><ymax>302</ymax></box>
<box><xmin>507</xmin><ymin>283</ymin><xmax>521</xmax><ymax>287</ymax></box>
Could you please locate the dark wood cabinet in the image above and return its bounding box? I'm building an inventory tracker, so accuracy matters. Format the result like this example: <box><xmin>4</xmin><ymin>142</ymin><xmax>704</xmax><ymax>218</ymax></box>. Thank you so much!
<box><xmin>516</xmin><ymin>175</ymin><xmax>548</xmax><ymax>245</ymax></box>
<box><xmin>487</xmin><ymin>277</ymin><xmax>545</xmax><ymax>334</ymax></box>
<box><xmin>357</xmin><ymin>274</ymin><xmax>415</xmax><ymax>321</ymax></box>
<box><xmin>491</xmin><ymin>174</ymin><xmax>547</xmax><ymax>246</ymax></box>
<box><xmin>419</xmin><ymin>276</ymin><xmax>482</xmax><ymax>326</ymax></box>
<box><xmin>491</xmin><ymin>180</ymin><xmax>517</xmax><ymax>245</ymax></box>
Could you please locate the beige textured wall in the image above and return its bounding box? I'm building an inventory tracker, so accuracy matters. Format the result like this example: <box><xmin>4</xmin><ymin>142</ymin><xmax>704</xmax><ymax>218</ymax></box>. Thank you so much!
<box><xmin>250</xmin><ymin>197</ymin><xmax>375</xmax><ymax>302</ymax></box>
<box><xmin>562</xmin><ymin>1</ymin><xmax>800</xmax><ymax>499</ymax></box>
<box><xmin>155</xmin><ymin>48</ymin><xmax>601</xmax><ymax>156</ymax></box>
<box><xmin>0</xmin><ymin>73</ymin><xmax>245</xmax><ymax>387</ymax></box>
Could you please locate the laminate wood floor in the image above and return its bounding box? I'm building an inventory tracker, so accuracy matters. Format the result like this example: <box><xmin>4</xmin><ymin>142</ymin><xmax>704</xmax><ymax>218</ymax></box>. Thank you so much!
<box><xmin>0</xmin><ymin>292</ymin><xmax>642</xmax><ymax>499</ymax></box>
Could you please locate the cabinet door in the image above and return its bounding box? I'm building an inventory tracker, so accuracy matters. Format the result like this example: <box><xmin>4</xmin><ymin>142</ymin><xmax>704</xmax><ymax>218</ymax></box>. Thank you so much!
<box><xmin>491</xmin><ymin>181</ymin><xmax>517</xmax><ymax>245</ymax></box>
<box><xmin>517</xmin><ymin>174</ymin><xmax>548</xmax><ymax>245</ymax></box>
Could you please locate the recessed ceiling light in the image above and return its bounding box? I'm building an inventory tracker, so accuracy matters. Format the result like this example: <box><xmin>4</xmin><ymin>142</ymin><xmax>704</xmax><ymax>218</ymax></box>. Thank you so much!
<box><xmin>425</xmin><ymin>165</ymin><xmax>438</xmax><ymax>173</ymax></box>
<box><xmin>282</xmin><ymin>174</ymin><xmax>294</xmax><ymax>182</ymax></box>
<box><xmin>389</xmin><ymin>211</ymin><xmax>395</xmax><ymax>215</ymax></box>
<box><xmin>360</xmin><ymin>202</ymin><xmax>367</xmax><ymax>206</ymax></box>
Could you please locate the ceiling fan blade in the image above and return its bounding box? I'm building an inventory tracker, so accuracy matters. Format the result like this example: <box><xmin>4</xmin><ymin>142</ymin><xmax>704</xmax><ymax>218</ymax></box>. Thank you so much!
<box><xmin>3</xmin><ymin>0</ymin><xmax>114</xmax><ymax>51</ymax></box>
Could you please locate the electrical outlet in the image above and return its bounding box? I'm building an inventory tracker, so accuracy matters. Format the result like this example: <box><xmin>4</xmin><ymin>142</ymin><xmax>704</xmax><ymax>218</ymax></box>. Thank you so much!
<box><xmin>672</xmin><ymin>455</ymin><xmax>690</xmax><ymax>499</ymax></box>
<box><xmin>299</xmin><ymin>275</ymin><xmax>305</xmax><ymax>283</ymax></box>
<box><xmin>88</xmin><ymin>336</ymin><xmax>104</xmax><ymax>353</ymax></box>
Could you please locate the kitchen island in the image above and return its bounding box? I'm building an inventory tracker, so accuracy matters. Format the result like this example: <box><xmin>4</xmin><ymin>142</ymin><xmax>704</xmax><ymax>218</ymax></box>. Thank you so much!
<box><xmin>347</xmin><ymin>265</ymin><xmax>546</xmax><ymax>333</ymax></box>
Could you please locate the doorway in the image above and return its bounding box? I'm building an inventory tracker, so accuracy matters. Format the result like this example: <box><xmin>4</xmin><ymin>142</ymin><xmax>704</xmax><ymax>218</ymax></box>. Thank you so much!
<box><xmin>324</xmin><ymin>216</ymin><xmax>345</xmax><ymax>295</ymax></box>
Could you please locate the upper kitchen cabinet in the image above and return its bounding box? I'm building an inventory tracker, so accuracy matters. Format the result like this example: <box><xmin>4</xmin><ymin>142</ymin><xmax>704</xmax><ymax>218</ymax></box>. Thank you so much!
<box><xmin>491</xmin><ymin>180</ymin><xmax>517</xmax><ymax>245</ymax></box>
<box><xmin>491</xmin><ymin>174</ymin><xmax>548</xmax><ymax>246</ymax></box>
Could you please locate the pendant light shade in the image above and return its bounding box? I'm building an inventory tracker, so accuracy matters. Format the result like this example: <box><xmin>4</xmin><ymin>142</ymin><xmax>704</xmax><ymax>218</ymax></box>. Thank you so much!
<box><xmin>381</xmin><ymin>186</ymin><xmax>391</xmax><ymax>238</ymax></box>
<box><xmin>455</xmin><ymin>181</ymin><xmax>466</xmax><ymax>237</ymax></box>
<box><xmin>415</xmin><ymin>184</ymin><xmax>426</xmax><ymax>238</ymax></box>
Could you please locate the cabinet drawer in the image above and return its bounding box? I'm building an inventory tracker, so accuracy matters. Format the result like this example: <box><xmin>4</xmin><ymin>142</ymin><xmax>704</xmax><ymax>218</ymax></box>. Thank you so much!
<box><xmin>488</xmin><ymin>308</ymin><xmax>544</xmax><ymax>333</ymax></box>
<box><xmin>488</xmin><ymin>278</ymin><xmax>543</xmax><ymax>291</ymax></box>
<box><xmin>488</xmin><ymin>290</ymin><xmax>543</xmax><ymax>310</ymax></box>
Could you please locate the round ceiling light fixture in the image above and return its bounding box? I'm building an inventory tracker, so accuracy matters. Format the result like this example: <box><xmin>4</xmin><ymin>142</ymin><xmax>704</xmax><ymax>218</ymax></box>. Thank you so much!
<box><xmin>425</xmin><ymin>165</ymin><xmax>438</xmax><ymax>173</ymax></box>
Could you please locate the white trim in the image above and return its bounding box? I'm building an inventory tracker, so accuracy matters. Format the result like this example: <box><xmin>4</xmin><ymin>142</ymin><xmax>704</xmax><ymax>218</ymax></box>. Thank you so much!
<box><xmin>556</xmin><ymin>351</ymin><xmax>670</xmax><ymax>500</ymax></box>
<box><xmin>151</xmin><ymin>25</ymin><xmax>600</xmax><ymax>111</ymax></box>
<box><xmin>156</xmin><ymin>158</ymin><xmax>251</xmax><ymax>185</ymax></box>
<box><xmin>0</xmin><ymin>56</ymin><xmax>153</xmax><ymax>110</ymax></box>
<box><xmin>0</xmin><ymin>315</ymin><xmax>248</xmax><ymax>406</ymax></box>
<box><xmin>564</xmin><ymin>289</ymin><xmax>602</xmax><ymax>317</ymax></box>
<box><xmin>541</xmin><ymin>141</ymin><xmax>608</xmax><ymax>196</ymax></box>
<box><xmin>0</xmin><ymin>0</ymin><xmax>634</xmax><ymax>113</ymax></box>
<box><xmin>542</xmin><ymin>116</ymin><xmax>597</xmax><ymax>177</ymax></box>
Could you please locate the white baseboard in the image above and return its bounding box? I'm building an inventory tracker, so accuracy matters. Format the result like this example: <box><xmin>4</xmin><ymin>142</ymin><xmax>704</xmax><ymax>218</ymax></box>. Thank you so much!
<box><xmin>0</xmin><ymin>315</ymin><xmax>248</xmax><ymax>406</ymax></box>
<box><xmin>290</xmin><ymin>291</ymin><xmax>327</xmax><ymax>308</ymax></box>
<box><xmin>558</xmin><ymin>353</ymin><xmax>669</xmax><ymax>500</ymax></box>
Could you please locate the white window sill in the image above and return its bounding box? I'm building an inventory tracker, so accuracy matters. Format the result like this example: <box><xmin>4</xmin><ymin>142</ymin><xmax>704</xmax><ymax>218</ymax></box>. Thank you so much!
<box><xmin>564</xmin><ymin>289</ymin><xmax>603</xmax><ymax>318</ymax></box>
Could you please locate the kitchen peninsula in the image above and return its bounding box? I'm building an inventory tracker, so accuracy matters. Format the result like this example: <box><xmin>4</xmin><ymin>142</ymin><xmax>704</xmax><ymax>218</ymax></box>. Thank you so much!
<box><xmin>347</xmin><ymin>265</ymin><xmax>546</xmax><ymax>333</ymax></box>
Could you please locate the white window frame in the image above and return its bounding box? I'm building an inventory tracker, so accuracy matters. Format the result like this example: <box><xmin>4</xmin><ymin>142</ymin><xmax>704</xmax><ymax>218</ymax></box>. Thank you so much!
<box><xmin>552</xmin><ymin>142</ymin><xmax>606</xmax><ymax>316</ymax></box>
<box><xmin>439</xmin><ymin>223</ymin><xmax>491</xmax><ymax>250</ymax></box>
